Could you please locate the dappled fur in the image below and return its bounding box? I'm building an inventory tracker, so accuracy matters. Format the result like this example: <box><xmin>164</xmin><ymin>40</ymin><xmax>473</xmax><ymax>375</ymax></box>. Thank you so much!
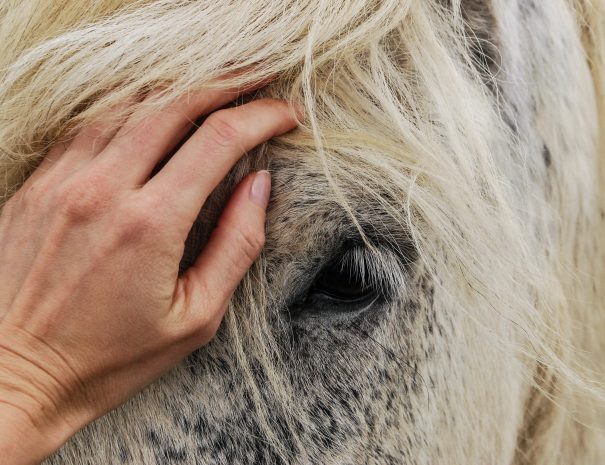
<box><xmin>1</xmin><ymin>0</ymin><xmax>604</xmax><ymax>464</ymax></box>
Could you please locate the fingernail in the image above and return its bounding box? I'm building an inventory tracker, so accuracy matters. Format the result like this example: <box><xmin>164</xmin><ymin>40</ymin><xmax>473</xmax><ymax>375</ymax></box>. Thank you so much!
<box><xmin>250</xmin><ymin>170</ymin><xmax>271</xmax><ymax>208</ymax></box>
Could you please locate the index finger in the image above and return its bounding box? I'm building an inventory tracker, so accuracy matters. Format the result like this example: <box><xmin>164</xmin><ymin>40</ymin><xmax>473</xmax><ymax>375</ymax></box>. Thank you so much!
<box><xmin>143</xmin><ymin>98</ymin><xmax>299</xmax><ymax>227</ymax></box>
<box><xmin>93</xmin><ymin>78</ymin><xmax>272</xmax><ymax>186</ymax></box>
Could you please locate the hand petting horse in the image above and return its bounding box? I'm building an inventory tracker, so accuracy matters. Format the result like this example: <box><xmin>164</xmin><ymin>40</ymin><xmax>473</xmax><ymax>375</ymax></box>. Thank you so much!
<box><xmin>0</xmin><ymin>1</ymin><xmax>603</xmax><ymax>464</ymax></box>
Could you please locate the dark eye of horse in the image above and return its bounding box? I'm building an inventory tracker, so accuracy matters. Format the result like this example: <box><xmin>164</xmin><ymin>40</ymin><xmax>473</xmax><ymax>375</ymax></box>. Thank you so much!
<box><xmin>308</xmin><ymin>253</ymin><xmax>376</xmax><ymax>304</ymax></box>
<box><xmin>287</xmin><ymin>245</ymin><xmax>390</xmax><ymax>320</ymax></box>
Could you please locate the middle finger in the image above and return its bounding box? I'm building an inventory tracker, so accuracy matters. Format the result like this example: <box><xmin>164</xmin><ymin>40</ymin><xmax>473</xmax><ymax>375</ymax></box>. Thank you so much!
<box><xmin>94</xmin><ymin>83</ymin><xmax>267</xmax><ymax>187</ymax></box>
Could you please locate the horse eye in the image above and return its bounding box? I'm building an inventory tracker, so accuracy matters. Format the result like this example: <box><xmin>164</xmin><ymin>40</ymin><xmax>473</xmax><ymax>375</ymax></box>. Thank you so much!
<box><xmin>308</xmin><ymin>251</ymin><xmax>376</xmax><ymax>304</ymax></box>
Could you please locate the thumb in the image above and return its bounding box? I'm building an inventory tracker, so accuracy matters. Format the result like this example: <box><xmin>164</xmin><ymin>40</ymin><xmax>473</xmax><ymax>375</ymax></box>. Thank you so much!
<box><xmin>175</xmin><ymin>170</ymin><xmax>271</xmax><ymax>338</ymax></box>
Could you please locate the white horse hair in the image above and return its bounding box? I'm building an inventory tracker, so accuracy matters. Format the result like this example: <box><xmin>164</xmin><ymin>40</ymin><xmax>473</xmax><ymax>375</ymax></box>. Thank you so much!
<box><xmin>0</xmin><ymin>0</ymin><xmax>604</xmax><ymax>463</ymax></box>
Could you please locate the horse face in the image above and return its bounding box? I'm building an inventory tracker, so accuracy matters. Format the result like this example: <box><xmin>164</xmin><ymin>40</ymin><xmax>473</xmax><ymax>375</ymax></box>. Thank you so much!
<box><xmin>11</xmin><ymin>0</ymin><xmax>597</xmax><ymax>464</ymax></box>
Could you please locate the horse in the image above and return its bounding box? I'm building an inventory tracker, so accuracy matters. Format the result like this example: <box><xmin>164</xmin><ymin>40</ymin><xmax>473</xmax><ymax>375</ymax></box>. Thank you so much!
<box><xmin>1</xmin><ymin>0</ymin><xmax>604</xmax><ymax>463</ymax></box>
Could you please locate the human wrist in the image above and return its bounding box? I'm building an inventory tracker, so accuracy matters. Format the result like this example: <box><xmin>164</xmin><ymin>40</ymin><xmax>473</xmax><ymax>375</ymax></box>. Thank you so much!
<box><xmin>0</xmin><ymin>324</ymin><xmax>87</xmax><ymax>464</ymax></box>
<box><xmin>0</xmin><ymin>400</ymin><xmax>69</xmax><ymax>465</ymax></box>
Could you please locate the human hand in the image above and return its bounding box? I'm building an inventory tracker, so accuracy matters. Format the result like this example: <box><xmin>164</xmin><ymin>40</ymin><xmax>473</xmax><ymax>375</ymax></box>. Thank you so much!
<box><xmin>0</xmin><ymin>88</ymin><xmax>299</xmax><ymax>465</ymax></box>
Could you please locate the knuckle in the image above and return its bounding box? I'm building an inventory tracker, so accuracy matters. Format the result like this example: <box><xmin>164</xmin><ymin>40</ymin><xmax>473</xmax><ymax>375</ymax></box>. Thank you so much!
<box><xmin>56</xmin><ymin>174</ymin><xmax>114</xmax><ymax>221</ymax></box>
<box><xmin>236</xmin><ymin>226</ymin><xmax>265</xmax><ymax>264</ymax></box>
<box><xmin>203</xmin><ymin>111</ymin><xmax>242</xmax><ymax>149</ymax></box>
<box><xmin>114</xmin><ymin>197</ymin><xmax>164</xmax><ymax>239</ymax></box>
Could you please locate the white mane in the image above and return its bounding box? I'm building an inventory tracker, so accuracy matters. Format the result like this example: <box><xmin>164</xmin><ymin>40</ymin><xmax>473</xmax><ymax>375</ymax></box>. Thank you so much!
<box><xmin>1</xmin><ymin>1</ymin><xmax>604</xmax><ymax>463</ymax></box>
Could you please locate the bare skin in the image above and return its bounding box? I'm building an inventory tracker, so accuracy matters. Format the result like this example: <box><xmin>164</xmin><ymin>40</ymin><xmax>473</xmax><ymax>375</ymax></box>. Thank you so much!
<box><xmin>0</xmin><ymin>88</ymin><xmax>300</xmax><ymax>465</ymax></box>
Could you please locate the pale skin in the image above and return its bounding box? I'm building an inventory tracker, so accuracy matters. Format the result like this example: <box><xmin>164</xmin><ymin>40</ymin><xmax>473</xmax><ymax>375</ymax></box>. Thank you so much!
<box><xmin>0</xmin><ymin>86</ymin><xmax>300</xmax><ymax>465</ymax></box>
